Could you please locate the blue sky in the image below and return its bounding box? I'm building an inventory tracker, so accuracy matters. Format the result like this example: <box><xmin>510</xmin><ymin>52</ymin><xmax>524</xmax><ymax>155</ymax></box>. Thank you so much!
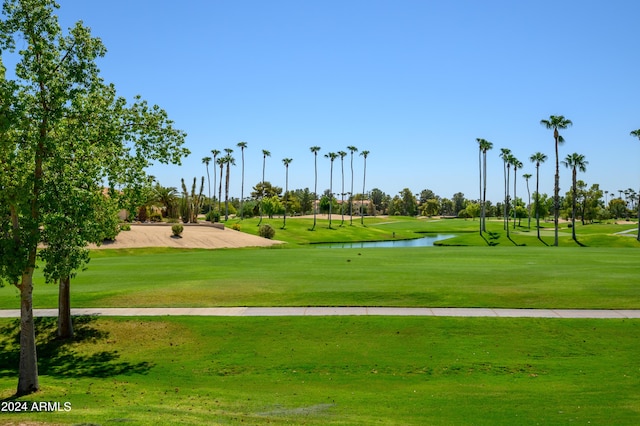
<box><xmin>33</xmin><ymin>1</ymin><xmax>640</xmax><ymax>203</ymax></box>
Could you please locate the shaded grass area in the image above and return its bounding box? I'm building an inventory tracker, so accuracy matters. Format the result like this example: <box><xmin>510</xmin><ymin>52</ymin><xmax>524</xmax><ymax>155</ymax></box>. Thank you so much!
<box><xmin>2</xmin><ymin>246</ymin><xmax>638</xmax><ymax>310</ymax></box>
<box><xmin>0</xmin><ymin>316</ymin><xmax>638</xmax><ymax>425</ymax></box>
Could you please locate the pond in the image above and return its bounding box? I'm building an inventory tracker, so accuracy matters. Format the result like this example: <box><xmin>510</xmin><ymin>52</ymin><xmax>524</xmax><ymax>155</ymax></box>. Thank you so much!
<box><xmin>312</xmin><ymin>234</ymin><xmax>456</xmax><ymax>249</ymax></box>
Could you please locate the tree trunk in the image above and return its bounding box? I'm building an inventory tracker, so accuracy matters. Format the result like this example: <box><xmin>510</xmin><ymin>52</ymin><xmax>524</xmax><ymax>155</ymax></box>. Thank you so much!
<box><xmin>554</xmin><ymin>132</ymin><xmax>560</xmax><ymax>246</ymax></box>
<box><xmin>58</xmin><ymin>276</ymin><xmax>73</xmax><ymax>339</ymax></box>
<box><xmin>572</xmin><ymin>169</ymin><xmax>577</xmax><ymax>241</ymax></box>
<box><xmin>17</xmin><ymin>270</ymin><xmax>39</xmax><ymax>396</ymax></box>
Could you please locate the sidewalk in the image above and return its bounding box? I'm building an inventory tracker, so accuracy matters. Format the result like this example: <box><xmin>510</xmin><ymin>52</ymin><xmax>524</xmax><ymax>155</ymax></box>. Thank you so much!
<box><xmin>1</xmin><ymin>307</ymin><xmax>639</xmax><ymax>319</ymax></box>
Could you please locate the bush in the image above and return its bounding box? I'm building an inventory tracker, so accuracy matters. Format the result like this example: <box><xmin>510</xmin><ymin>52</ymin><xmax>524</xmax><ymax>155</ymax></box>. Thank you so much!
<box><xmin>206</xmin><ymin>211</ymin><xmax>221</xmax><ymax>222</ymax></box>
<box><xmin>258</xmin><ymin>224</ymin><xmax>275</xmax><ymax>239</ymax></box>
<box><xmin>231</xmin><ymin>223</ymin><xmax>241</xmax><ymax>231</ymax></box>
<box><xmin>120</xmin><ymin>223</ymin><xmax>131</xmax><ymax>231</ymax></box>
<box><xmin>150</xmin><ymin>212</ymin><xmax>163</xmax><ymax>222</ymax></box>
<box><xmin>171</xmin><ymin>224</ymin><xmax>184</xmax><ymax>237</ymax></box>
<box><xmin>137</xmin><ymin>206</ymin><xmax>149</xmax><ymax>222</ymax></box>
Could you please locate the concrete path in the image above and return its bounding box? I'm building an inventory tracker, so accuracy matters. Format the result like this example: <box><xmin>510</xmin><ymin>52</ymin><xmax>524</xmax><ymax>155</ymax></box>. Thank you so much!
<box><xmin>1</xmin><ymin>307</ymin><xmax>639</xmax><ymax>319</ymax></box>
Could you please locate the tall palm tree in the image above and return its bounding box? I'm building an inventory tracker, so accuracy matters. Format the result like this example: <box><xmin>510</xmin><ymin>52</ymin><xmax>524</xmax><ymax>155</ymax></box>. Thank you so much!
<box><xmin>562</xmin><ymin>153</ymin><xmax>588</xmax><ymax>242</ymax></box>
<box><xmin>499</xmin><ymin>148</ymin><xmax>512</xmax><ymax>234</ymax></box>
<box><xmin>476</xmin><ymin>138</ymin><xmax>493</xmax><ymax>234</ymax></box>
<box><xmin>309</xmin><ymin>146</ymin><xmax>321</xmax><ymax>230</ymax></box>
<box><xmin>211</xmin><ymin>149</ymin><xmax>220</xmax><ymax>213</ymax></box>
<box><xmin>202</xmin><ymin>156</ymin><xmax>212</xmax><ymax>219</ymax></box>
<box><xmin>630</xmin><ymin>129</ymin><xmax>640</xmax><ymax>241</ymax></box>
<box><xmin>325</xmin><ymin>152</ymin><xmax>338</xmax><ymax>228</ymax></box>
<box><xmin>347</xmin><ymin>145</ymin><xmax>358</xmax><ymax>225</ymax></box>
<box><xmin>258</xmin><ymin>149</ymin><xmax>271</xmax><ymax>226</ymax></box>
<box><xmin>511</xmin><ymin>157</ymin><xmax>522</xmax><ymax>229</ymax></box>
<box><xmin>216</xmin><ymin>156</ymin><xmax>224</xmax><ymax>213</ymax></box>
<box><xmin>223</xmin><ymin>148</ymin><xmax>235</xmax><ymax>221</ymax></box>
<box><xmin>237</xmin><ymin>141</ymin><xmax>248</xmax><ymax>220</ymax></box>
<box><xmin>338</xmin><ymin>151</ymin><xmax>347</xmax><ymax>226</ymax></box>
<box><xmin>360</xmin><ymin>150</ymin><xmax>370</xmax><ymax>225</ymax></box>
<box><xmin>540</xmin><ymin>115</ymin><xmax>572</xmax><ymax>246</ymax></box>
<box><xmin>282</xmin><ymin>158</ymin><xmax>293</xmax><ymax>229</ymax></box>
<box><xmin>529</xmin><ymin>152</ymin><xmax>547</xmax><ymax>239</ymax></box>
<box><xmin>522</xmin><ymin>173</ymin><xmax>532</xmax><ymax>229</ymax></box>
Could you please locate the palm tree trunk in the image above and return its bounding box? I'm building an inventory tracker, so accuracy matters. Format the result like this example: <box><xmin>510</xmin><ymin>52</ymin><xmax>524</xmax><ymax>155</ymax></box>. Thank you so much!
<box><xmin>572</xmin><ymin>168</ymin><xmax>577</xmax><ymax>241</ymax></box>
<box><xmin>240</xmin><ymin>150</ymin><xmax>245</xmax><ymax>220</ymax></box>
<box><xmin>554</xmin><ymin>132</ymin><xmax>560</xmax><ymax>246</ymax></box>
<box><xmin>361</xmin><ymin>157</ymin><xmax>367</xmax><ymax>225</ymax></box>
<box><xmin>535</xmin><ymin>164</ymin><xmax>541</xmax><ymax>239</ymax></box>
<box><xmin>479</xmin><ymin>147</ymin><xmax>483</xmax><ymax>235</ymax></box>
<box><xmin>218</xmin><ymin>165</ymin><xmax>223</xmax><ymax>214</ymax></box>
<box><xmin>482</xmin><ymin>151</ymin><xmax>488</xmax><ymax>233</ymax></box>
<box><xmin>224</xmin><ymin>163</ymin><xmax>230</xmax><ymax>221</ymax></box>
<box><xmin>312</xmin><ymin>154</ymin><xmax>318</xmax><ymax>230</ymax></box>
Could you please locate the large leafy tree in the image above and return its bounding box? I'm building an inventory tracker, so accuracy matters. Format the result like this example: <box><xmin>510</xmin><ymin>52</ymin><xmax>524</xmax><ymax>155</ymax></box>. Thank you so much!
<box><xmin>309</xmin><ymin>146</ymin><xmax>321</xmax><ymax>230</ymax></box>
<box><xmin>0</xmin><ymin>0</ymin><xmax>188</xmax><ymax>396</ymax></box>
<box><xmin>562</xmin><ymin>153</ymin><xmax>588</xmax><ymax>242</ymax></box>
<box><xmin>630</xmin><ymin>129</ymin><xmax>640</xmax><ymax>241</ymax></box>
<box><xmin>540</xmin><ymin>115</ymin><xmax>572</xmax><ymax>246</ymax></box>
<box><xmin>476</xmin><ymin>138</ymin><xmax>493</xmax><ymax>234</ymax></box>
<box><xmin>529</xmin><ymin>152</ymin><xmax>548</xmax><ymax>240</ymax></box>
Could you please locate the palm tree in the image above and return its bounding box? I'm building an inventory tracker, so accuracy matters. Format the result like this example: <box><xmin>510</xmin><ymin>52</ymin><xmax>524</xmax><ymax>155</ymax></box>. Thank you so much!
<box><xmin>562</xmin><ymin>153</ymin><xmax>588</xmax><ymax>242</ymax></box>
<box><xmin>360</xmin><ymin>150</ymin><xmax>370</xmax><ymax>225</ymax></box>
<box><xmin>511</xmin><ymin>157</ymin><xmax>522</xmax><ymax>229</ymax></box>
<box><xmin>211</xmin><ymin>149</ymin><xmax>220</xmax><ymax>213</ymax></box>
<box><xmin>202</xmin><ymin>156</ymin><xmax>212</xmax><ymax>219</ymax></box>
<box><xmin>258</xmin><ymin>149</ymin><xmax>271</xmax><ymax>226</ymax></box>
<box><xmin>325</xmin><ymin>152</ymin><xmax>338</xmax><ymax>228</ymax></box>
<box><xmin>529</xmin><ymin>152</ymin><xmax>547</xmax><ymax>239</ymax></box>
<box><xmin>282</xmin><ymin>158</ymin><xmax>293</xmax><ymax>229</ymax></box>
<box><xmin>630</xmin><ymin>129</ymin><xmax>640</xmax><ymax>240</ymax></box>
<box><xmin>237</xmin><ymin>141</ymin><xmax>248</xmax><ymax>220</ymax></box>
<box><xmin>309</xmin><ymin>146</ymin><xmax>321</xmax><ymax>230</ymax></box>
<box><xmin>499</xmin><ymin>148</ymin><xmax>512</xmax><ymax>234</ymax></box>
<box><xmin>338</xmin><ymin>151</ymin><xmax>347</xmax><ymax>226</ymax></box>
<box><xmin>347</xmin><ymin>146</ymin><xmax>358</xmax><ymax>225</ymax></box>
<box><xmin>522</xmin><ymin>173</ymin><xmax>532</xmax><ymax>229</ymax></box>
<box><xmin>540</xmin><ymin>115</ymin><xmax>572</xmax><ymax>246</ymax></box>
<box><xmin>476</xmin><ymin>138</ymin><xmax>493</xmax><ymax>234</ymax></box>
<box><xmin>216</xmin><ymin>156</ymin><xmax>224</xmax><ymax>213</ymax></box>
<box><xmin>223</xmin><ymin>148</ymin><xmax>235</xmax><ymax>221</ymax></box>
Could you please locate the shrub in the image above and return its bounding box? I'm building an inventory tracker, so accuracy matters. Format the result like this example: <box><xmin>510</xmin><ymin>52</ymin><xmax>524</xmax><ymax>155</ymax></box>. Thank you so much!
<box><xmin>171</xmin><ymin>224</ymin><xmax>184</xmax><ymax>237</ymax></box>
<box><xmin>120</xmin><ymin>223</ymin><xmax>131</xmax><ymax>231</ymax></box>
<box><xmin>150</xmin><ymin>212</ymin><xmax>163</xmax><ymax>222</ymax></box>
<box><xmin>206</xmin><ymin>211</ymin><xmax>221</xmax><ymax>222</ymax></box>
<box><xmin>137</xmin><ymin>206</ymin><xmax>149</xmax><ymax>222</ymax></box>
<box><xmin>258</xmin><ymin>224</ymin><xmax>275</xmax><ymax>239</ymax></box>
<box><xmin>231</xmin><ymin>223</ymin><xmax>241</xmax><ymax>231</ymax></box>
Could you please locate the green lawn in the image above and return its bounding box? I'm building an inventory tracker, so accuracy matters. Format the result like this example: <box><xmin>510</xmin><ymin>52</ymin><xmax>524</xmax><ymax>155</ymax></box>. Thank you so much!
<box><xmin>1</xmin><ymin>216</ymin><xmax>638</xmax><ymax>425</ymax></box>
<box><xmin>1</xmin><ymin>316</ymin><xmax>638</xmax><ymax>425</ymax></box>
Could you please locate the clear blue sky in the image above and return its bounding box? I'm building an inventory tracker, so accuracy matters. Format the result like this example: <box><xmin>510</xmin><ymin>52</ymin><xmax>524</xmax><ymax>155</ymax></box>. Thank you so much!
<box><xmin>46</xmin><ymin>1</ymin><xmax>640</xmax><ymax>203</ymax></box>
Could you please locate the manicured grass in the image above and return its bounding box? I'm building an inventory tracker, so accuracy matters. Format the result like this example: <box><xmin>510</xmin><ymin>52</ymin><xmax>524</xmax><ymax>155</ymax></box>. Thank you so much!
<box><xmin>2</xmin><ymin>244</ymin><xmax>638</xmax><ymax>310</ymax></box>
<box><xmin>1</xmin><ymin>316</ymin><xmax>638</xmax><ymax>425</ymax></box>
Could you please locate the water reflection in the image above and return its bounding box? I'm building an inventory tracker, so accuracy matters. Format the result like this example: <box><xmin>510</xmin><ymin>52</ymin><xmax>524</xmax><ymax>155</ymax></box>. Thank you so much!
<box><xmin>313</xmin><ymin>234</ymin><xmax>456</xmax><ymax>248</ymax></box>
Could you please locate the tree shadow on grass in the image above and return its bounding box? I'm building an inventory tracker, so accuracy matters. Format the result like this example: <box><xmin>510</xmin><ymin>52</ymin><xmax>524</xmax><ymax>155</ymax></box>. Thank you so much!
<box><xmin>481</xmin><ymin>232</ymin><xmax>500</xmax><ymax>246</ymax></box>
<box><xmin>0</xmin><ymin>316</ymin><xmax>154</xmax><ymax>383</ymax></box>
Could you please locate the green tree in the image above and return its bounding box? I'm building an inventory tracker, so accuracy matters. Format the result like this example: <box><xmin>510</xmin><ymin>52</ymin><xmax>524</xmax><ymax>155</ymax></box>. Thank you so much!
<box><xmin>630</xmin><ymin>129</ymin><xmax>640</xmax><ymax>240</ymax></box>
<box><xmin>258</xmin><ymin>149</ymin><xmax>270</xmax><ymax>226</ymax></box>
<box><xmin>237</xmin><ymin>141</ymin><xmax>248</xmax><ymax>220</ymax></box>
<box><xmin>325</xmin><ymin>152</ymin><xmax>338</xmax><ymax>228</ymax></box>
<box><xmin>522</xmin><ymin>173</ymin><xmax>532</xmax><ymax>229</ymax></box>
<box><xmin>223</xmin><ymin>148</ymin><xmax>235</xmax><ymax>221</ymax></box>
<box><xmin>499</xmin><ymin>148</ymin><xmax>512</xmax><ymax>235</ymax></box>
<box><xmin>529</xmin><ymin>152</ymin><xmax>548</xmax><ymax>239</ymax></box>
<box><xmin>202</xmin><ymin>156</ymin><xmax>212</xmax><ymax>216</ymax></box>
<box><xmin>338</xmin><ymin>151</ymin><xmax>347</xmax><ymax>225</ymax></box>
<box><xmin>541</xmin><ymin>115</ymin><xmax>572</xmax><ymax>246</ymax></box>
<box><xmin>347</xmin><ymin>145</ymin><xmax>358</xmax><ymax>224</ymax></box>
<box><xmin>309</xmin><ymin>146</ymin><xmax>321</xmax><ymax>230</ymax></box>
<box><xmin>281</xmin><ymin>158</ymin><xmax>292</xmax><ymax>229</ymax></box>
<box><xmin>154</xmin><ymin>184</ymin><xmax>179</xmax><ymax>218</ymax></box>
<box><xmin>476</xmin><ymin>138</ymin><xmax>493</xmax><ymax>234</ymax></box>
<box><xmin>211</xmin><ymin>149</ymin><xmax>220</xmax><ymax>211</ymax></box>
<box><xmin>360</xmin><ymin>150</ymin><xmax>370</xmax><ymax>225</ymax></box>
<box><xmin>562</xmin><ymin>153</ymin><xmax>588</xmax><ymax>242</ymax></box>
<box><xmin>0</xmin><ymin>0</ymin><xmax>188</xmax><ymax>396</ymax></box>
